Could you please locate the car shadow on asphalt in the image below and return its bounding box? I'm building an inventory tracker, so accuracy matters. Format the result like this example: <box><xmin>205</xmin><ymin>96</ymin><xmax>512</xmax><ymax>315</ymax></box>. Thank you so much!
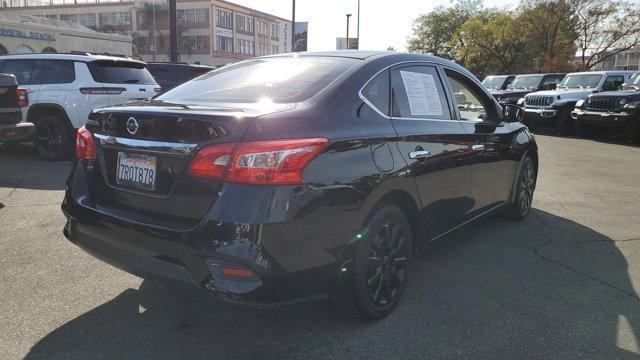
<box><xmin>531</xmin><ymin>126</ymin><xmax>640</xmax><ymax>148</ymax></box>
<box><xmin>0</xmin><ymin>143</ymin><xmax>71</xmax><ymax>191</ymax></box>
<box><xmin>24</xmin><ymin>209</ymin><xmax>640</xmax><ymax>359</ymax></box>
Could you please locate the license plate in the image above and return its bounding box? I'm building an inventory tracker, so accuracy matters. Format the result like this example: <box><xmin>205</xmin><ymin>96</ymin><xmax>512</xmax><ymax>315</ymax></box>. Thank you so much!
<box><xmin>116</xmin><ymin>152</ymin><xmax>156</xmax><ymax>190</ymax></box>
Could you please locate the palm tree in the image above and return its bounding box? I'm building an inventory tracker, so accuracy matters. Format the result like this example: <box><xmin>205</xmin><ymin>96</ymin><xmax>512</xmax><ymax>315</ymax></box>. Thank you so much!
<box><xmin>138</xmin><ymin>1</ymin><xmax>169</xmax><ymax>60</ymax></box>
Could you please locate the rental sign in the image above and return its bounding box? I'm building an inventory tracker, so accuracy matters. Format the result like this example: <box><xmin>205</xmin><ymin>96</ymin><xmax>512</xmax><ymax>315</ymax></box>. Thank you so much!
<box><xmin>0</xmin><ymin>28</ymin><xmax>55</xmax><ymax>41</ymax></box>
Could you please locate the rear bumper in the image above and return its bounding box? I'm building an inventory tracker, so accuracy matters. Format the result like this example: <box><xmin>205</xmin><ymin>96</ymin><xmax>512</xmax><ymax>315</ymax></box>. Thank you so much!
<box><xmin>571</xmin><ymin>108</ymin><xmax>636</xmax><ymax>129</ymax></box>
<box><xmin>0</xmin><ymin>122</ymin><xmax>34</xmax><ymax>142</ymax></box>
<box><xmin>61</xmin><ymin>162</ymin><xmax>358</xmax><ymax>307</ymax></box>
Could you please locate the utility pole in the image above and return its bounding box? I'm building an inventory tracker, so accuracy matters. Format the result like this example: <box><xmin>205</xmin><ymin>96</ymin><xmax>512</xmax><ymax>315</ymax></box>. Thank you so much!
<box><xmin>169</xmin><ymin>0</ymin><xmax>178</xmax><ymax>62</ymax></box>
<box><xmin>291</xmin><ymin>0</ymin><xmax>296</xmax><ymax>52</ymax></box>
<box><xmin>152</xmin><ymin>0</ymin><xmax>157</xmax><ymax>61</ymax></box>
<box><xmin>346</xmin><ymin>14</ymin><xmax>351</xmax><ymax>50</ymax></box>
<box><xmin>356</xmin><ymin>0</ymin><xmax>360</xmax><ymax>50</ymax></box>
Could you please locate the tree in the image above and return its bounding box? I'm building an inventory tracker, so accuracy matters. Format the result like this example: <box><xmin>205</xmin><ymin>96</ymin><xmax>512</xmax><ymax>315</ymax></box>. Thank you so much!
<box><xmin>517</xmin><ymin>0</ymin><xmax>578</xmax><ymax>72</ymax></box>
<box><xmin>407</xmin><ymin>0</ymin><xmax>483</xmax><ymax>59</ymax></box>
<box><xmin>572</xmin><ymin>0</ymin><xmax>640</xmax><ymax>69</ymax></box>
<box><xmin>137</xmin><ymin>1</ymin><xmax>169</xmax><ymax>57</ymax></box>
<box><xmin>455</xmin><ymin>12</ymin><xmax>529</xmax><ymax>74</ymax></box>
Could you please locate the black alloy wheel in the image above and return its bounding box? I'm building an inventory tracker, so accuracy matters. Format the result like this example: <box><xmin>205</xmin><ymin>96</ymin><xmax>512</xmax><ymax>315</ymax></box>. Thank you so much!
<box><xmin>504</xmin><ymin>156</ymin><xmax>536</xmax><ymax>220</ymax></box>
<box><xmin>34</xmin><ymin>116</ymin><xmax>74</xmax><ymax>161</ymax></box>
<box><xmin>331</xmin><ymin>204</ymin><xmax>412</xmax><ymax>320</ymax></box>
<box><xmin>366</xmin><ymin>221</ymin><xmax>409</xmax><ymax>307</ymax></box>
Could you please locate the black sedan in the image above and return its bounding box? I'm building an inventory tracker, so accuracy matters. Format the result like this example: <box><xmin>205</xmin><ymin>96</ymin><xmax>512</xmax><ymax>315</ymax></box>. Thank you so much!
<box><xmin>62</xmin><ymin>51</ymin><xmax>538</xmax><ymax>320</ymax></box>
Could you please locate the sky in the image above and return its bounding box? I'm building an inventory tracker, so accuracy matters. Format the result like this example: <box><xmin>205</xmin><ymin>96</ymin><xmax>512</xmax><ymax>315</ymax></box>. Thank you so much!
<box><xmin>232</xmin><ymin>0</ymin><xmax>520</xmax><ymax>52</ymax></box>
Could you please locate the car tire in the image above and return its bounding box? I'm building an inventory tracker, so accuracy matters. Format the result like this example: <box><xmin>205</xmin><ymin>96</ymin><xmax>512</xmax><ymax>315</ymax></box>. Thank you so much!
<box><xmin>503</xmin><ymin>156</ymin><xmax>536</xmax><ymax>220</ymax></box>
<box><xmin>575</xmin><ymin>122</ymin><xmax>597</xmax><ymax>138</ymax></box>
<box><xmin>331</xmin><ymin>203</ymin><xmax>412</xmax><ymax>320</ymax></box>
<box><xmin>34</xmin><ymin>115</ymin><xmax>75</xmax><ymax>162</ymax></box>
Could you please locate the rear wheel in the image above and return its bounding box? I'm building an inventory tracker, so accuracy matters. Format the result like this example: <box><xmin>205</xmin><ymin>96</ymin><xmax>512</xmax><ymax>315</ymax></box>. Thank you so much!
<box><xmin>504</xmin><ymin>156</ymin><xmax>536</xmax><ymax>220</ymax></box>
<box><xmin>331</xmin><ymin>204</ymin><xmax>412</xmax><ymax>320</ymax></box>
<box><xmin>34</xmin><ymin>115</ymin><xmax>74</xmax><ymax>161</ymax></box>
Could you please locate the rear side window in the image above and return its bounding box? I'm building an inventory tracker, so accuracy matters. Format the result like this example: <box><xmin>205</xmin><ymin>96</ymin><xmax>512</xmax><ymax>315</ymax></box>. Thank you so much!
<box><xmin>156</xmin><ymin>57</ymin><xmax>358</xmax><ymax>104</ymax></box>
<box><xmin>89</xmin><ymin>61</ymin><xmax>156</xmax><ymax>85</ymax></box>
<box><xmin>1</xmin><ymin>60</ymin><xmax>36</xmax><ymax>85</ymax></box>
<box><xmin>362</xmin><ymin>70</ymin><xmax>389</xmax><ymax>115</ymax></box>
<box><xmin>390</xmin><ymin>65</ymin><xmax>451</xmax><ymax>120</ymax></box>
<box><xmin>32</xmin><ymin>60</ymin><xmax>75</xmax><ymax>84</ymax></box>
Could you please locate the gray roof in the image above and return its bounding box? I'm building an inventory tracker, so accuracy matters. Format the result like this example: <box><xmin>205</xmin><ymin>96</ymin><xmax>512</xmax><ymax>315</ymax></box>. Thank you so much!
<box><xmin>0</xmin><ymin>12</ymin><xmax>130</xmax><ymax>40</ymax></box>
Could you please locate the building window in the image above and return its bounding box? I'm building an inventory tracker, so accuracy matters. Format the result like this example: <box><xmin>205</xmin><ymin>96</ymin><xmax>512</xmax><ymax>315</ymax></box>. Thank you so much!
<box><xmin>216</xmin><ymin>9</ymin><xmax>232</xmax><ymax>29</ymax></box>
<box><xmin>236</xmin><ymin>14</ymin><xmax>254</xmax><ymax>34</ymax></box>
<box><xmin>60</xmin><ymin>13</ymin><xmax>96</xmax><ymax>27</ymax></box>
<box><xmin>45</xmin><ymin>14</ymin><xmax>58</xmax><ymax>19</ymax></box>
<box><xmin>271</xmin><ymin>23</ymin><xmax>279</xmax><ymax>39</ymax></box>
<box><xmin>183</xmin><ymin>35</ymin><xmax>207</xmax><ymax>49</ymax></box>
<box><xmin>257</xmin><ymin>22</ymin><xmax>269</xmax><ymax>36</ymax></box>
<box><xmin>216</xmin><ymin>35</ymin><xmax>233</xmax><ymax>53</ymax></box>
<box><xmin>271</xmin><ymin>45</ymin><xmax>279</xmax><ymax>54</ymax></box>
<box><xmin>177</xmin><ymin>9</ymin><xmax>205</xmax><ymax>24</ymax></box>
<box><xmin>256</xmin><ymin>42</ymin><xmax>269</xmax><ymax>56</ymax></box>
<box><xmin>235</xmin><ymin>38</ymin><xmax>254</xmax><ymax>55</ymax></box>
<box><xmin>100</xmin><ymin>12</ymin><xmax>132</xmax><ymax>26</ymax></box>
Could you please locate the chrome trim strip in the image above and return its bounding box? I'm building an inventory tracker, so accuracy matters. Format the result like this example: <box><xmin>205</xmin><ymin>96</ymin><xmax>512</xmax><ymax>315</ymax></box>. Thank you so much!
<box><xmin>429</xmin><ymin>203</ymin><xmax>507</xmax><ymax>242</ymax></box>
<box><xmin>94</xmin><ymin>133</ymin><xmax>197</xmax><ymax>155</ymax></box>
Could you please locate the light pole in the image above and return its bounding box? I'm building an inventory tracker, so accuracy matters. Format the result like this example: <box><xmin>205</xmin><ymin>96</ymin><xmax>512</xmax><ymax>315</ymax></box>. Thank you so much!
<box><xmin>356</xmin><ymin>0</ymin><xmax>360</xmax><ymax>50</ymax></box>
<box><xmin>346</xmin><ymin>13</ymin><xmax>351</xmax><ymax>50</ymax></box>
<box><xmin>152</xmin><ymin>0</ymin><xmax>157</xmax><ymax>61</ymax></box>
<box><xmin>291</xmin><ymin>0</ymin><xmax>296</xmax><ymax>52</ymax></box>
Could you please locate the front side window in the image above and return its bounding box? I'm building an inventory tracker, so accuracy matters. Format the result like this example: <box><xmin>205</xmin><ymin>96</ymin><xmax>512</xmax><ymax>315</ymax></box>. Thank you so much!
<box><xmin>446</xmin><ymin>73</ymin><xmax>489</xmax><ymax>122</ymax></box>
<box><xmin>390</xmin><ymin>65</ymin><xmax>451</xmax><ymax>120</ymax></box>
<box><xmin>602</xmin><ymin>75</ymin><xmax>625</xmax><ymax>91</ymax></box>
<box><xmin>156</xmin><ymin>57</ymin><xmax>358</xmax><ymax>105</ymax></box>
<box><xmin>362</xmin><ymin>70</ymin><xmax>389</xmax><ymax>116</ymax></box>
<box><xmin>1</xmin><ymin>60</ymin><xmax>36</xmax><ymax>85</ymax></box>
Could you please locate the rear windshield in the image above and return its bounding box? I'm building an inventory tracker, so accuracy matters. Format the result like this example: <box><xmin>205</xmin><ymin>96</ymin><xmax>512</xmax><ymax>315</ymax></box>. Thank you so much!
<box><xmin>156</xmin><ymin>56</ymin><xmax>358</xmax><ymax>104</ymax></box>
<box><xmin>89</xmin><ymin>60</ymin><xmax>156</xmax><ymax>85</ymax></box>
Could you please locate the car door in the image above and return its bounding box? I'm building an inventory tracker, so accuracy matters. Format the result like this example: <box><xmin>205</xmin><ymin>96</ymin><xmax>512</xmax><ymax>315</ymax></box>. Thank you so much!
<box><xmin>389</xmin><ymin>63</ymin><xmax>474</xmax><ymax>237</ymax></box>
<box><xmin>443</xmin><ymin>67</ymin><xmax>519</xmax><ymax>217</ymax></box>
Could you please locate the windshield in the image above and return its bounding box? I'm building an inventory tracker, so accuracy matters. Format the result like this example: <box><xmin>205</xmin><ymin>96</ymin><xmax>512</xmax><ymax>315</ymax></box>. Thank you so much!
<box><xmin>156</xmin><ymin>57</ymin><xmax>358</xmax><ymax>105</ymax></box>
<box><xmin>557</xmin><ymin>74</ymin><xmax>602</xmax><ymax>89</ymax></box>
<box><xmin>508</xmin><ymin>75</ymin><xmax>543</xmax><ymax>90</ymax></box>
<box><xmin>625</xmin><ymin>73</ymin><xmax>640</xmax><ymax>90</ymax></box>
<box><xmin>482</xmin><ymin>76</ymin><xmax>508</xmax><ymax>89</ymax></box>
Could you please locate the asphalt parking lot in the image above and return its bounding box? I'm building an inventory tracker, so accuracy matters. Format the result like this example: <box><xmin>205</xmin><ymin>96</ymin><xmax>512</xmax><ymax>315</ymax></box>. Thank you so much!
<box><xmin>1</xmin><ymin>132</ymin><xmax>639</xmax><ymax>359</ymax></box>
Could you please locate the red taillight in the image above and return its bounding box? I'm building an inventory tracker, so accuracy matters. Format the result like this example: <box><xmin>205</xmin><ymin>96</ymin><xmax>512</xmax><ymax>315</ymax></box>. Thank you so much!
<box><xmin>188</xmin><ymin>138</ymin><xmax>328</xmax><ymax>184</ymax></box>
<box><xmin>79</xmin><ymin>87</ymin><xmax>126</xmax><ymax>95</ymax></box>
<box><xmin>220</xmin><ymin>266</ymin><xmax>254</xmax><ymax>278</ymax></box>
<box><xmin>76</xmin><ymin>126</ymin><xmax>97</xmax><ymax>160</ymax></box>
<box><xmin>16</xmin><ymin>87</ymin><xmax>28</xmax><ymax>107</ymax></box>
<box><xmin>187</xmin><ymin>142</ymin><xmax>236</xmax><ymax>179</ymax></box>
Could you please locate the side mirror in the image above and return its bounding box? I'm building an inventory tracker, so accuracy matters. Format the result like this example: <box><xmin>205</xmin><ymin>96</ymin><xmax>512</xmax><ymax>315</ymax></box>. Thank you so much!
<box><xmin>502</xmin><ymin>103</ymin><xmax>522</xmax><ymax>121</ymax></box>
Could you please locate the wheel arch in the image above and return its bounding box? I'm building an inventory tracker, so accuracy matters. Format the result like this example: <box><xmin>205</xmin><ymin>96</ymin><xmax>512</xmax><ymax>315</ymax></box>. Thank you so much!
<box><xmin>26</xmin><ymin>103</ymin><xmax>72</xmax><ymax>130</ymax></box>
<box><xmin>366</xmin><ymin>189</ymin><xmax>424</xmax><ymax>245</ymax></box>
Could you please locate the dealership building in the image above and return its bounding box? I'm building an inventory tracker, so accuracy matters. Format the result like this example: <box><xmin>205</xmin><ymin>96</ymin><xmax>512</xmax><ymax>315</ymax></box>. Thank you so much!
<box><xmin>0</xmin><ymin>0</ymin><xmax>292</xmax><ymax>66</ymax></box>
<box><xmin>0</xmin><ymin>11</ymin><xmax>132</xmax><ymax>55</ymax></box>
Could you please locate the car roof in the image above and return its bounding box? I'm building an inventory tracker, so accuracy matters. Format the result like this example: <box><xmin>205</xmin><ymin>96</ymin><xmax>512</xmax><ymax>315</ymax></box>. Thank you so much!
<box><xmin>146</xmin><ymin>62</ymin><xmax>214</xmax><ymax>69</ymax></box>
<box><xmin>0</xmin><ymin>53</ymin><xmax>145</xmax><ymax>65</ymax></box>
<box><xmin>565</xmin><ymin>70</ymin><xmax>636</xmax><ymax>76</ymax></box>
<box><xmin>514</xmin><ymin>73</ymin><xmax>566</xmax><ymax>76</ymax></box>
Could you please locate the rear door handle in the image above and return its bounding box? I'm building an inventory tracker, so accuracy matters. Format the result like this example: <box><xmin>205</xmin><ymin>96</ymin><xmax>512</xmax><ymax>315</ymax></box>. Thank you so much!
<box><xmin>409</xmin><ymin>150</ymin><xmax>431</xmax><ymax>159</ymax></box>
<box><xmin>472</xmin><ymin>144</ymin><xmax>485</xmax><ymax>151</ymax></box>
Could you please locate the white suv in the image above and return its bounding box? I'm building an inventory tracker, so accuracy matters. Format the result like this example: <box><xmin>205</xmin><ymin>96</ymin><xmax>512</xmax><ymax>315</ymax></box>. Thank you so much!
<box><xmin>0</xmin><ymin>53</ymin><xmax>159</xmax><ymax>160</ymax></box>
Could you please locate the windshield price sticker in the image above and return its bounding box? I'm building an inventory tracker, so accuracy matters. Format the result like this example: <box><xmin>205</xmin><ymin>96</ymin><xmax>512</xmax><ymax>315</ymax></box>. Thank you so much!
<box><xmin>400</xmin><ymin>71</ymin><xmax>443</xmax><ymax>116</ymax></box>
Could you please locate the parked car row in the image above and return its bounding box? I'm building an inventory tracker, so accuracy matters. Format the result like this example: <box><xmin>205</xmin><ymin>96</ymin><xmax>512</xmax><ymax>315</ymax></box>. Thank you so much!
<box><xmin>483</xmin><ymin>70</ymin><xmax>639</xmax><ymax>142</ymax></box>
<box><xmin>0</xmin><ymin>53</ymin><xmax>214</xmax><ymax>160</ymax></box>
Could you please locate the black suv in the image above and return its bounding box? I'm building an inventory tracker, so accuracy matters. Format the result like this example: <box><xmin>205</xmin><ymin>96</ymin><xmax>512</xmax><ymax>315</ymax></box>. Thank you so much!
<box><xmin>491</xmin><ymin>73</ymin><xmax>565</xmax><ymax>117</ymax></box>
<box><xmin>63</xmin><ymin>51</ymin><xmax>538</xmax><ymax>320</ymax></box>
<box><xmin>572</xmin><ymin>73</ymin><xmax>640</xmax><ymax>142</ymax></box>
<box><xmin>146</xmin><ymin>62</ymin><xmax>214</xmax><ymax>92</ymax></box>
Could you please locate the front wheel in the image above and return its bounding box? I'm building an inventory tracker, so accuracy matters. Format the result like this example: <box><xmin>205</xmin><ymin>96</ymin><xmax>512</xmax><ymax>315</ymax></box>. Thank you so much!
<box><xmin>556</xmin><ymin>109</ymin><xmax>574</xmax><ymax>135</ymax></box>
<box><xmin>331</xmin><ymin>204</ymin><xmax>412</xmax><ymax>320</ymax></box>
<box><xmin>503</xmin><ymin>156</ymin><xmax>536</xmax><ymax>220</ymax></box>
